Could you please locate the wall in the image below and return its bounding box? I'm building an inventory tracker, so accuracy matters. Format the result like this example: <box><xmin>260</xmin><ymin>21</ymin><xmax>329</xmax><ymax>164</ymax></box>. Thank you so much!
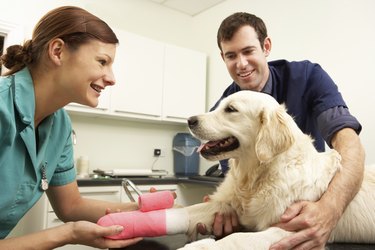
<box><xmin>1</xmin><ymin>0</ymin><xmax>374</xmax><ymax>170</ymax></box>
<box><xmin>70</xmin><ymin>115</ymin><xmax>188</xmax><ymax>174</ymax></box>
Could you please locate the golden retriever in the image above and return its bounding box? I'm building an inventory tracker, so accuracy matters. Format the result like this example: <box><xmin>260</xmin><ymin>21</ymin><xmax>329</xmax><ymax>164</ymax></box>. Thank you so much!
<box><xmin>179</xmin><ymin>90</ymin><xmax>375</xmax><ymax>249</ymax></box>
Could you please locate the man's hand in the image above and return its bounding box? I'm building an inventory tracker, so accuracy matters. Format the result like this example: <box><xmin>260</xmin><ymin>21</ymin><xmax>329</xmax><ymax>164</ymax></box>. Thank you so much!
<box><xmin>270</xmin><ymin>199</ymin><xmax>340</xmax><ymax>250</ymax></box>
<box><xmin>197</xmin><ymin>195</ymin><xmax>240</xmax><ymax>238</ymax></box>
<box><xmin>197</xmin><ymin>212</ymin><xmax>240</xmax><ymax>238</ymax></box>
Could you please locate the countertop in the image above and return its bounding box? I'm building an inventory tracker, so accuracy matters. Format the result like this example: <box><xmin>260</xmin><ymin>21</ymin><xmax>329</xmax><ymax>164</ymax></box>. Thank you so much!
<box><xmin>77</xmin><ymin>175</ymin><xmax>224</xmax><ymax>187</ymax></box>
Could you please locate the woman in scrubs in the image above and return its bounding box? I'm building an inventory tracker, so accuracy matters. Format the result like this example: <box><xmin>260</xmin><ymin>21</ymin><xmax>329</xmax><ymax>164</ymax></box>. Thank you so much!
<box><xmin>0</xmin><ymin>6</ymin><xmax>142</xmax><ymax>249</ymax></box>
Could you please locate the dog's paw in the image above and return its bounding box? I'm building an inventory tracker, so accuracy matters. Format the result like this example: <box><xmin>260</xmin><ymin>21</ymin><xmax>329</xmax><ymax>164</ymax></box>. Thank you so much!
<box><xmin>185</xmin><ymin>203</ymin><xmax>215</xmax><ymax>240</ymax></box>
<box><xmin>177</xmin><ymin>238</ymin><xmax>216</xmax><ymax>250</ymax></box>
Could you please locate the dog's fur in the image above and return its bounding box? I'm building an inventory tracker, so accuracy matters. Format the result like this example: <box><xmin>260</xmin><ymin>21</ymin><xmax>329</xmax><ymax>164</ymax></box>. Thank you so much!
<box><xmin>179</xmin><ymin>91</ymin><xmax>375</xmax><ymax>250</ymax></box>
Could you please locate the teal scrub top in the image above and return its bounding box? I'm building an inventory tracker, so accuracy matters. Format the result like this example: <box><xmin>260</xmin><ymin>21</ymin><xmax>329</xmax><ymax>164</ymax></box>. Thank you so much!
<box><xmin>0</xmin><ymin>67</ymin><xmax>77</xmax><ymax>238</ymax></box>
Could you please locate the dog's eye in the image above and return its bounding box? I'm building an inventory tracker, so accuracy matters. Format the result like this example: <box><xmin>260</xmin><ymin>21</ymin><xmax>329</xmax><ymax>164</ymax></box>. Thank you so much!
<box><xmin>225</xmin><ymin>105</ymin><xmax>237</xmax><ymax>113</ymax></box>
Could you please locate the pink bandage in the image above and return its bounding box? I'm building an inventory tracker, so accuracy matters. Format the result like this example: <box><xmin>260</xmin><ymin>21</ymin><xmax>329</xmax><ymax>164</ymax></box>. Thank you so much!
<box><xmin>97</xmin><ymin>208</ymin><xmax>189</xmax><ymax>240</ymax></box>
<box><xmin>98</xmin><ymin>209</ymin><xmax>166</xmax><ymax>239</ymax></box>
<box><xmin>138</xmin><ymin>191</ymin><xmax>174</xmax><ymax>212</ymax></box>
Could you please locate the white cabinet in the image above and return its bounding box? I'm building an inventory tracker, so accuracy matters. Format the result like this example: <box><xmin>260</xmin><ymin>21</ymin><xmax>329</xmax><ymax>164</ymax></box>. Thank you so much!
<box><xmin>65</xmin><ymin>29</ymin><xmax>207</xmax><ymax>124</ymax></box>
<box><xmin>110</xmin><ymin>30</ymin><xmax>165</xmax><ymax>120</ymax></box>
<box><xmin>162</xmin><ymin>44</ymin><xmax>207</xmax><ymax>121</ymax></box>
<box><xmin>176</xmin><ymin>183</ymin><xmax>216</xmax><ymax>207</ymax></box>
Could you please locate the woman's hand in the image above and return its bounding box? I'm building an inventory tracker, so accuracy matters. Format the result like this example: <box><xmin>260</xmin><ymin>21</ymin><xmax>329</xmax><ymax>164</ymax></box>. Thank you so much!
<box><xmin>68</xmin><ymin>221</ymin><xmax>142</xmax><ymax>248</ymax></box>
<box><xmin>0</xmin><ymin>221</ymin><xmax>142</xmax><ymax>250</ymax></box>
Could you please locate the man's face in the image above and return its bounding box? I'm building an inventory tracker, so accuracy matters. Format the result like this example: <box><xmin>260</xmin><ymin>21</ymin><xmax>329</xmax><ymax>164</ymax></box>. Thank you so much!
<box><xmin>220</xmin><ymin>25</ymin><xmax>271</xmax><ymax>91</ymax></box>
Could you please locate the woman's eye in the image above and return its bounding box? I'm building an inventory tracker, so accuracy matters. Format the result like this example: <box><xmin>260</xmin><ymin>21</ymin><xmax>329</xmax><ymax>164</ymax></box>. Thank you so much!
<box><xmin>99</xmin><ymin>60</ymin><xmax>107</xmax><ymax>65</ymax></box>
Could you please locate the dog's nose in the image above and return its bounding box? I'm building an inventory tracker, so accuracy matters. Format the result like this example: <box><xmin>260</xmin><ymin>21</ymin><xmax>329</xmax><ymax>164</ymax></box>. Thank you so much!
<box><xmin>188</xmin><ymin>116</ymin><xmax>198</xmax><ymax>128</ymax></box>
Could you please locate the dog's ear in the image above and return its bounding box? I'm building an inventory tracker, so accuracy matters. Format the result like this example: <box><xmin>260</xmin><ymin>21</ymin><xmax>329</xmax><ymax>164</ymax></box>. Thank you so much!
<box><xmin>255</xmin><ymin>105</ymin><xmax>295</xmax><ymax>162</ymax></box>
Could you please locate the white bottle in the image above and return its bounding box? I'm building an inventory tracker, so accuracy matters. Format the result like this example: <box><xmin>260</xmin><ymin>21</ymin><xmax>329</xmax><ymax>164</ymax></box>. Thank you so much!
<box><xmin>77</xmin><ymin>156</ymin><xmax>89</xmax><ymax>178</ymax></box>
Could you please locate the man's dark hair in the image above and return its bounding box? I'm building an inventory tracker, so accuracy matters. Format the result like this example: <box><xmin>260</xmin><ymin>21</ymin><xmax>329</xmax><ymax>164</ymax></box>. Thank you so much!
<box><xmin>217</xmin><ymin>12</ymin><xmax>268</xmax><ymax>51</ymax></box>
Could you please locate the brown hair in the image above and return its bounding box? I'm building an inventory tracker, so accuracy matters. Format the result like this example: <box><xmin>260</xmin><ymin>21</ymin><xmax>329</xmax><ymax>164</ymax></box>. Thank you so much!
<box><xmin>0</xmin><ymin>6</ymin><xmax>118</xmax><ymax>75</ymax></box>
<box><xmin>217</xmin><ymin>12</ymin><xmax>268</xmax><ymax>51</ymax></box>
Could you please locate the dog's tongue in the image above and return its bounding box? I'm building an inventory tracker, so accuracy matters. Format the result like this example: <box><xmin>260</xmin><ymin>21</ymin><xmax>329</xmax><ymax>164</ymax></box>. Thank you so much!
<box><xmin>197</xmin><ymin>144</ymin><xmax>205</xmax><ymax>152</ymax></box>
<box><xmin>197</xmin><ymin>141</ymin><xmax>220</xmax><ymax>152</ymax></box>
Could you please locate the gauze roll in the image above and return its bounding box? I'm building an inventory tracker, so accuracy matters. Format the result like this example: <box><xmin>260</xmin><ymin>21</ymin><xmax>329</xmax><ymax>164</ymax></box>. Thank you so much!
<box><xmin>97</xmin><ymin>208</ymin><xmax>189</xmax><ymax>239</ymax></box>
<box><xmin>138</xmin><ymin>190</ymin><xmax>174</xmax><ymax>212</ymax></box>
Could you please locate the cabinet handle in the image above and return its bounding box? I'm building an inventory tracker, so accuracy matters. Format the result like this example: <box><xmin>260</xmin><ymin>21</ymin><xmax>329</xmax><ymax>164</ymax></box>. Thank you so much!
<box><xmin>81</xmin><ymin>191</ymin><xmax>119</xmax><ymax>195</ymax></box>
<box><xmin>164</xmin><ymin>115</ymin><xmax>186</xmax><ymax>119</ymax></box>
<box><xmin>114</xmin><ymin>110</ymin><xmax>160</xmax><ymax>118</ymax></box>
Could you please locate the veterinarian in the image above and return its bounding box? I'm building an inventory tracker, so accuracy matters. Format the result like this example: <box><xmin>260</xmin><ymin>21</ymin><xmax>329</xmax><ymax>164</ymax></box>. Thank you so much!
<box><xmin>0</xmin><ymin>6</ymin><xmax>144</xmax><ymax>249</ymax></box>
<box><xmin>199</xmin><ymin>12</ymin><xmax>365</xmax><ymax>250</ymax></box>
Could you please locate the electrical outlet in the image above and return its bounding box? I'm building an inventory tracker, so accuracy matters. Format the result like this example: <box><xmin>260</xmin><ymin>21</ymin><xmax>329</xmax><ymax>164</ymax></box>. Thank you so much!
<box><xmin>154</xmin><ymin>148</ymin><xmax>161</xmax><ymax>157</ymax></box>
<box><xmin>153</xmin><ymin>148</ymin><xmax>166</xmax><ymax>157</ymax></box>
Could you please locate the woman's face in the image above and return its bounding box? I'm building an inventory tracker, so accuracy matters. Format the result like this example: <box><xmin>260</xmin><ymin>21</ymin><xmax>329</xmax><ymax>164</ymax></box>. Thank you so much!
<box><xmin>59</xmin><ymin>40</ymin><xmax>116</xmax><ymax>107</ymax></box>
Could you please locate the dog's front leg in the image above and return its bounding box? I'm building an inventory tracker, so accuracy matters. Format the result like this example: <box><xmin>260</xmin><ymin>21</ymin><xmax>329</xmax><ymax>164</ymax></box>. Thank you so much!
<box><xmin>214</xmin><ymin>227</ymin><xmax>293</xmax><ymax>249</ymax></box>
<box><xmin>184</xmin><ymin>202</ymin><xmax>216</xmax><ymax>240</ymax></box>
<box><xmin>185</xmin><ymin>202</ymin><xmax>227</xmax><ymax>240</ymax></box>
<box><xmin>185</xmin><ymin>201</ymin><xmax>235</xmax><ymax>240</ymax></box>
<box><xmin>179</xmin><ymin>227</ymin><xmax>293</xmax><ymax>250</ymax></box>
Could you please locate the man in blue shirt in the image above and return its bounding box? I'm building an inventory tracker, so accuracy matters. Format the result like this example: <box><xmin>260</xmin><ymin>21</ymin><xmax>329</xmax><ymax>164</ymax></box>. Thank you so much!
<box><xmin>201</xmin><ymin>12</ymin><xmax>365</xmax><ymax>250</ymax></box>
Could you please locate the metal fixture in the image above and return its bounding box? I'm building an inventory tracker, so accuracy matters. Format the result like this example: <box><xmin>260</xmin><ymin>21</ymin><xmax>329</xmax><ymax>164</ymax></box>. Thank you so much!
<box><xmin>72</xmin><ymin>129</ymin><xmax>77</xmax><ymax>145</ymax></box>
<box><xmin>122</xmin><ymin>178</ymin><xmax>142</xmax><ymax>202</ymax></box>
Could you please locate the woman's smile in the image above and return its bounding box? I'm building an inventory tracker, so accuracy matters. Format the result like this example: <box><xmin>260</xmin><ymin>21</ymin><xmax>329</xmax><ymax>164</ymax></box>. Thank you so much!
<box><xmin>90</xmin><ymin>83</ymin><xmax>103</xmax><ymax>94</ymax></box>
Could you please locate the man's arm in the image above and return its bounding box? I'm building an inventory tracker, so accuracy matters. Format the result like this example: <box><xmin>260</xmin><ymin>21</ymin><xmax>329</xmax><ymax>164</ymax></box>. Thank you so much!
<box><xmin>270</xmin><ymin>127</ymin><xmax>365</xmax><ymax>250</ymax></box>
<box><xmin>323</xmin><ymin>127</ymin><xmax>365</xmax><ymax>220</ymax></box>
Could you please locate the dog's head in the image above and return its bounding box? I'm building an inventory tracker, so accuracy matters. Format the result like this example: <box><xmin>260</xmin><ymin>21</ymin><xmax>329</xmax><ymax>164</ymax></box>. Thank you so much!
<box><xmin>188</xmin><ymin>91</ymin><xmax>296</xmax><ymax>162</ymax></box>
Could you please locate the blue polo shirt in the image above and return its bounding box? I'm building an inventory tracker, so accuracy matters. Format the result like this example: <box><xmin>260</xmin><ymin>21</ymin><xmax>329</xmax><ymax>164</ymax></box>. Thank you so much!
<box><xmin>0</xmin><ymin>67</ymin><xmax>76</xmax><ymax>238</ymax></box>
<box><xmin>212</xmin><ymin>60</ymin><xmax>361</xmax><ymax>172</ymax></box>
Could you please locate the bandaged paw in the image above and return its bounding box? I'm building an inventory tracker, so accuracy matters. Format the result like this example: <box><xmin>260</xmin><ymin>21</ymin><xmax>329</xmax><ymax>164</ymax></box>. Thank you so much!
<box><xmin>138</xmin><ymin>190</ymin><xmax>175</xmax><ymax>212</ymax></box>
<box><xmin>97</xmin><ymin>208</ymin><xmax>189</xmax><ymax>239</ymax></box>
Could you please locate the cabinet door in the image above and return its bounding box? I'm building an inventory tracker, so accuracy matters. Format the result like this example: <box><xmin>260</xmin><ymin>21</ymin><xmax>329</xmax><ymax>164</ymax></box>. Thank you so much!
<box><xmin>111</xmin><ymin>30</ymin><xmax>164</xmax><ymax>119</ymax></box>
<box><xmin>162</xmin><ymin>44</ymin><xmax>207</xmax><ymax>122</ymax></box>
<box><xmin>78</xmin><ymin>186</ymin><xmax>122</xmax><ymax>202</ymax></box>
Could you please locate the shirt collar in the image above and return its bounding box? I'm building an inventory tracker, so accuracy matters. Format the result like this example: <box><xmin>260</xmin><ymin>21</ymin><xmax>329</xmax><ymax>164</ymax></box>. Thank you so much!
<box><xmin>261</xmin><ymin>69</ymin><xmax>273</xmax><ymax>95</ymax></box>
<box><xmin>14</xmin><ymin>67</ymin><xmax>35</xmax><ymax>125</ymax></box>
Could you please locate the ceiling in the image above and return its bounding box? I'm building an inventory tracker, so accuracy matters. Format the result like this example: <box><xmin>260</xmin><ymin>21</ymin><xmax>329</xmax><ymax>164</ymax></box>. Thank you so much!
<box><xmin>149</xmin><ymin>0</ymin><xmax>226</xmax><ymax>16</ymax></box>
